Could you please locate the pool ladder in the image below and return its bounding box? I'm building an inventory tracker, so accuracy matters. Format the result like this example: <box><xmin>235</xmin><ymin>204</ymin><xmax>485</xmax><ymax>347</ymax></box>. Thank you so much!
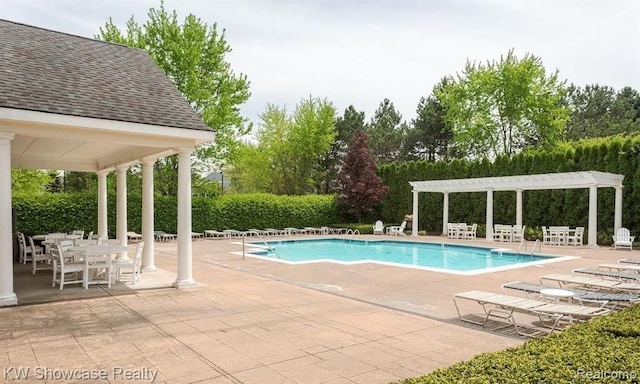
<box><xmin>516</xmin><ymin>239</ymin><xmax>541</xmax><ymax>256</ymax></box>
<box><xmin>242</xmin><ymin>233</ymin><xmax>281</xmax><ymax>260</ymax></box>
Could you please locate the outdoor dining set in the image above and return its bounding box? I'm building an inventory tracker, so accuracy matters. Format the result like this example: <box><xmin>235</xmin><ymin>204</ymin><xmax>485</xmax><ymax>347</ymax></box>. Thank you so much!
<box><xmin>16</xmin><ymin>231</ymin><xmax>143</xmax><ymax>290</ymax></box>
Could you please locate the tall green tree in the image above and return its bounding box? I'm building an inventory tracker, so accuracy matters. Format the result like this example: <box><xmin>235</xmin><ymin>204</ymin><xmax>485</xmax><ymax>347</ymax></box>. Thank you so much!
<box><xmin>97</xmin><ymin>1</ymin><xmax>251</xmax><ymax>194</ymax></box>
<box><xmin>403</xmin><ymin>81</ymin><xmax>453</xmax><ymax>161</ymax></box>
<box><xmin>316</xmin><ymin>105</ymin><xmax>366</xmax><ymax>193</ymax></box>
<box><xmin>11</xmin><ymin>170</ymin><xmax>54</xmax><ymax>196</ymax></box>
<box><xmin>366</xmin><ymin>99</ymin><xmax>406</xmax><ymax>164</ymax></box>
<box><xmin>437</xmin><ymin>49</ymin><xmax>569</xmax><ymax>159</ymax></box>
<box><xmin>233</xmin><ymin>96</ymin><xmax>336</xmax><ymax>194</ymax></box>
<box><xmin>564</xmin><ymin>84</ymin><xmax>640</xmax><ymax>140</ymax></box>
<box><xmin>336</xmin><ymin>131</ymin><xmax>389</xmax><ymax>221</ymax></box>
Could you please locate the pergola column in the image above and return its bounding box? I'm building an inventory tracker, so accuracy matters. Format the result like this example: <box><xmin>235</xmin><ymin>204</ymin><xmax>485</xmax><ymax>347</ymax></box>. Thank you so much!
<box><xmin>0</xmin><ymin>132</ymin><xmax>17</xmax><ymax>307</ymax></box>
<box><xmin>486</xmin><ymin>188</ymin><xmax>494</xmax><ymax>241</ymax></box>
<box><xmin>174</xmin><ymin>148</ymin><xmax>196</xmax><ymax>288</ymax></box>
<box><xmin>411</xmin><ymin>189</ymin><xmax>419</xmax><ymax>236</ymax></box>
<box><xmin>587</xmin><ymin>185</ymin><xmax>598</xmax><ymax>247</ymax></box>
<box><xmin>515</xmin><ymin>189</ymin><xmax>523</xmax><ymax>228</ymax></box>
<box><xmin>614</xmin><ymin>186</ymin><xmax>623</xmax><ymax>233</ymax></box>
<box><xmin>141</xmin><ymin>159</ymin><xmax>156</xmax><ymax>271</ymax></box>
<box><xmin>97</xmin><ymin>170</ymin><xmax>109</xmax><ymax>239</ymax></box>
<box><xmin>442</xmin><ymin>192</ymin><xmax>449</xmax><ymax>236</ymax></box>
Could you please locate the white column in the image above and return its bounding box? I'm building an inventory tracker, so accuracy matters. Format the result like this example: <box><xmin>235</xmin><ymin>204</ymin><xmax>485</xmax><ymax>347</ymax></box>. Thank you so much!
<box><xmin>174</xmin><ymin>149</ymin><xmax>196</xmax><ymax>288</ymax></box>
<box><xmin>0</xmin><ymin>133</ymin><xmax>17</xmax><ymax>307</ymax></box>
<box><xmin>411</xmin><ymin>190</ymin><xmax>419</xmax><ymax>236</ymax></box>
<box><xmin>587</xmin><ymin>185</ymin><xmax>598</xmax><ymax>247</ymax></box>
<box><xmin>142</xmin><ymin>159</ymin><xmax>157</xmax><ymax>271</ymax></box>
<box><xmin>442</xmin><ymin>192</ymin><xmax>449</xmax><ymax>236</ymax></box>
<box><xmin>97</xmin><ymin>170</ymin><xmax>109</xmax><ymax>239</ymax></box>
<box><xmin>614</xmin><ymin>186</ymin><xmax>623</xmax><ymax>234</ymax></box>
<box><xmin>116</xmin><ymin>165</ymin><xmax>128</xmax><ymax>259</ymax></box>
<box><xmin>515</xmin><ymin>189</ymin><xmax>523</xmax><ymax>228</ymax></box>
<box><xmin>486</xmin><ymin>188</ymin><xmax>494</xmax><ymax>241</ymax></box>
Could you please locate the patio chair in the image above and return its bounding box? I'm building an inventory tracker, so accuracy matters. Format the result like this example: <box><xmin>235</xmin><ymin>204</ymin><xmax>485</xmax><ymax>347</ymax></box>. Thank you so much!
<box><xmin>30</xmin><ymin>236</ymin><xmax>52</xmax><ymax>274</ymax></box>
<box><xmin>512</xmin><ymin>225</ymin><xmax>526</xmax><ymax>242</ymax></box>
<box><xmin>501</xmin><ymin>281</ymin><xmax>640</xmax><ymax>309</ymax></box>
<box><xmin>465</xmin><ymin>223</ymin><xmax>478</xmax><ymax>240</ymax></box>
<box><xmin>113</xmin><ymin>241</ymin><xmax>144</xmax><ymax>283</ymax></box>
<box><xmin>453</xmin><ymin>290</ymin><xmax>610</xmax><ymax>337</ymax></box>
<box><xmin>372</xmin><ymin>220</ymin><xmax>384</xmax><ymax>235</ymax></box>
<box><xmin>387</xmin><ymin>221</ymin><xmax>407</xmax><ymax>236</ymax></box>
<box><xmin>83</xmin><ymin>248</ymin><xmax>113</xmax><ymax>289</ymax></box>
<box><xmin>567</xmin><ymin>227</ymin><xmax>585</xmax><ymax>246</ymax></box>
<box><xmin>613</xmin><ymin>227</ymin><xmax>634</xmax><ymax>250</ymax></box>
<box><xmin>51</xmin><ymin>243</ymin><xmax>84</xmax><ymax>289</ymax></box>
<box><xmin>127</xmin><ymin>231</ymin><xmax>143</xmax><ymax>242</ymax></box>
<box><xmin>17</xmin><ymin>232</ymin><xmax>42</xmax><ymax>264</ymax></box>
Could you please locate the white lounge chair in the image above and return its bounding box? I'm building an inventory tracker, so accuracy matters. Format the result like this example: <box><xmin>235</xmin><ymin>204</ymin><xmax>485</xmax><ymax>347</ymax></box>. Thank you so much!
<box><xmin>540</xmin><ymin>274</ymin><xmax>640</xmax><ymax>294</ymax></box>
<box><xmin>127</xmin><ymin>231</ymin><xmax>143</xmax><ymax>242</ymax></box>
<box><xmin>453</xmin><ymin>290</ymin><xmax>610</xmax><ymax>337</ymax></box>
<box><xmin>387</xmin><ymin>221</ymin><xmax>407</xmax><ymax>236</ymax></box>
<box><xmin>372</xmin><ymin>220</ymin><xmax>384</xmax><ymax>235</ymax></box>
<box><xmin>613</xmin><ymin>227</ymin><xmax>634</xmax><ymax>250</ymax></box>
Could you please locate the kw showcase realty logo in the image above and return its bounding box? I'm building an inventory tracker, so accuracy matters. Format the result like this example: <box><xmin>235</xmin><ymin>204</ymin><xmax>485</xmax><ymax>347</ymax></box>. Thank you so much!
<box><xmin>3</xmin><ymin>366</ymin><xmax>158</xmax><ymax>381</ymax></box>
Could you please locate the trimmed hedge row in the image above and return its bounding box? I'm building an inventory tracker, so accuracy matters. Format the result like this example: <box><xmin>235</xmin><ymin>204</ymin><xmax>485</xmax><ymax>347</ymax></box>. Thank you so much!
<box><xmin>13</xmin><ymin>193</ymin><xmax>340</xmax><ymax>236</ymax></box>
<box><xmin>394</xmin><ymin>304</ymin><xmax>640</xmax><ymax>383</ymax></box>
<box><xmin>378</xmin><ymin>136</ymin><xmax>640</xmax><ymax>243</ymax></box>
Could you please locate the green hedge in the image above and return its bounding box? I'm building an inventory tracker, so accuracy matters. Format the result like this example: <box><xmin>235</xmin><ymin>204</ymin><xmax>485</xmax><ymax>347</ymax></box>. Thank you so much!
<box><xmin>13</xmin><ymin>192</ymin><xmax>339</xmax><ymax>236</ymax></box>
<box><xmin>394</xmin><ymin>304</ymin><xmax>640</xmax><ymax>383</ymax></box>
<box><xmin>379</xmin><ymin>136</ymin><xmax>640</xmax><ymax>243</ymax></box>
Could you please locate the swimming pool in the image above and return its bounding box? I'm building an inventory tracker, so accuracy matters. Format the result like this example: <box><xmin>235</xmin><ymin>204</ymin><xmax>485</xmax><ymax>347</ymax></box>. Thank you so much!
<box><xmin>246</xmin><ymin>238</ymin><xmax>575</xmax><ymax>275</ymax></box>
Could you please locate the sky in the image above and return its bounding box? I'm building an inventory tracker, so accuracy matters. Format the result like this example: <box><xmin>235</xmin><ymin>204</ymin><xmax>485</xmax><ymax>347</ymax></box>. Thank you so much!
<box><xmin>2</xmin><ymin>0</ymin><xmax>639</xmax><ymax>128</ymax></box>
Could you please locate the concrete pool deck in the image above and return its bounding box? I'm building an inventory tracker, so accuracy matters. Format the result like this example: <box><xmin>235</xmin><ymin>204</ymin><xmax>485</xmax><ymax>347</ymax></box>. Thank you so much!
<box><xmin>2</xmin><ymin>234</ymin><xmax>638</xmax><ymax>383</ymax></box>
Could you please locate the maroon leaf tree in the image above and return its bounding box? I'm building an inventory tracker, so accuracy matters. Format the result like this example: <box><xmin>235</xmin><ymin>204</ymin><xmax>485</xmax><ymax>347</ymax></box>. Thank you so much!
<box><xmin>337</xmin><ymin>131</ymin><xmax>390</xmax><ymax>222</ymax></box>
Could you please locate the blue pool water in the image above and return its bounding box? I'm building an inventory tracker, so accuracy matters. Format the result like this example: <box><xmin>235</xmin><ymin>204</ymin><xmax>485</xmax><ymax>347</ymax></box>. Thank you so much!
<box><xmin>247</xmin><ymin>239</ymin><xmax>565</xmax><ymax>275</ymax></box>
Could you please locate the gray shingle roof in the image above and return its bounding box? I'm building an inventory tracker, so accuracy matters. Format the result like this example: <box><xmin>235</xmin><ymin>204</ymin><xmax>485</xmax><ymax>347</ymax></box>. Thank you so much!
<box><xmin>0</xmin><ymin>19</ymin><xmax>211</xmax><ymax>132</ymax></box>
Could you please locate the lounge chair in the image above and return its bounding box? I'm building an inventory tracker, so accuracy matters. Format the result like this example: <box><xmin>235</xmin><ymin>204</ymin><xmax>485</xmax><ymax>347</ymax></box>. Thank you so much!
<box><xmin>372</xmin><ymin>220</ymin><xmax>384</xmax><ymax>235</ymax></box>
<box><xmin>613</xmin><ymin>227</ymin><xmax>634</xmax><ymax>250</ymax></box>
<box><xmin>387</xmin><ymin>221</ymin><xmax>407</xmax><ymax>236</ymax></box>
<box><xmin>127</xmin><ymin>231</ymin><xmax>143</xmax><ymax>242</ymax></box>
<box><xmin>154</xmin><ymin>231</ymin><xmax>177</xmax><ymax>242</ymax></box>
<box><xmin>540</xmin><ymin>274</ymin><xmax>640</xmax><ymax>294</ymax></box>
<box><xmin>191</xmin><ymin>232</ymin><xmax>204</xmax><ymax>240</ymax></box>
<box><xmin>502</xmin><ymin>281</ymin><xmax>640</xmax><ymax>309</ymax></box>
<box><xmin>453</xmin><ymin>290</ymin><xmax>610</xmax><ymax>337</ymax></box>
<box><xmin>600</xmin><ymin>262</ymin><xmax>640</xmax><ymax>272</ymax></box>
<box><xmin>572</xmin><ymin>268</ymin><xmax>640</xmax><ymax>282</ymax></box>
<box><xmin>618</xmin><ymin>258</ymin><xmax>640</xmax><ymax>265</ymax></box>
<box><xmin>204</xmin><ymin>230</ymin><xmax>226</xmax><ymax>239</ymax></box>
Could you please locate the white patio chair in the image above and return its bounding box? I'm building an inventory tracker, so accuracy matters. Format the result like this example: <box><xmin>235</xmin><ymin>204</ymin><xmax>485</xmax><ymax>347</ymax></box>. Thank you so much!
<box><xmin>512</xmin><ymin>225</ymin><xmax>526</xmax><ymax>242</ymax></box>
<box><xmin>113</xmin><ymin>242</ymin><xmax>144</xmax><ymax>283</ymax></box>
<box><xmin>17</xmin><ymin>232</ymin><xmax>41</xmax><ymax>264</ymax></box>
<box><xmin>388</xmin><ymin>221</ymin><xmax>407</xmax><ymax>236</ymax></box>
<box><xmin>541</xmin><ymin>226</ymin><xmax>552</xmax><ymax>245</ymax></box>
<box><xmin>372</xmin><ymin>220</ymin><xmax>384</xmax><ymax>235</ymax></box>
<box><xmin>51</xmin><ymin>243</ymin><xmax>84</xmax><ymax>289</ymax></box>
<box><xmin>613</xmin><ymin>227</ymin><xmax>634</xmax><ymax>250</ymax></box>
<box><xmin>466</xmin><ymin>223</ymin><xmax>478</xmax><ymax>240</ymax></box>
<box><xmin>567</xmin><ymin>227</ymin><xmax>584</xmax><ymax>247</ymax></box>
<box><xmin>30</xmin><ymin>236</ymin><xmax>52</xmax><ymax>274</ymax></box>
<box><xmin>83</xmin><ymin>247</ymin><xmax>113</xmax><ymax>289</ymax></box>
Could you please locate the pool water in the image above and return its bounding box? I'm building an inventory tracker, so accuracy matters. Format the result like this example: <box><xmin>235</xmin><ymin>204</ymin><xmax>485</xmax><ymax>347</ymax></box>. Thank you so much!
<box><xmin>247</xmin><ymin>239</ymin><xmax>569</xmax><ymax>275</ymax></box>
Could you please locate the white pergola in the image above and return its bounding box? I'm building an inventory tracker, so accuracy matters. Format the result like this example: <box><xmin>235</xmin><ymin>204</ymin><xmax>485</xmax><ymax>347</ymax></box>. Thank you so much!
<box><xmin>408</xmin><ymin>171</ymin><xmax>625</xmax><ymax>247</ymax></box>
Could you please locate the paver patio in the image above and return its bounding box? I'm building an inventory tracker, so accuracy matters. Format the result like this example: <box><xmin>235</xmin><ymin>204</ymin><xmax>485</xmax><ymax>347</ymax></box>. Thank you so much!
<box><xmin>2</xmin><ymin>235</ymin><xmax>637</xmax><ymax>383</ymax></box>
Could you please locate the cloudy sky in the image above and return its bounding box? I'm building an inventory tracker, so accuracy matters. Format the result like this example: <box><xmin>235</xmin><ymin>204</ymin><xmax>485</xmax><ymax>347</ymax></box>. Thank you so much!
<box><xmin>2</xmin><ymin>0</ymin><xmax>639</xmax><ymax>127</ymax></box>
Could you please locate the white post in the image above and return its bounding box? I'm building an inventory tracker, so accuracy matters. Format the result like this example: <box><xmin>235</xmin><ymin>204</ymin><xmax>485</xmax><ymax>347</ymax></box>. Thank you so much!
<box><xmin>97</xmin><ymin>170</ymin><xmax>109</xmax><ymax>239</ymax></box>
<box><xmin>174</xmin><ymin>149</ymin><xmax>196</xmax><ymax>288</ymax></box>
<box><xmin>0</xmin><ymin>133</ymin><xmax>17</xmax><ymax>307</ymax></box>
<box><xmin>116</xmin><ymin>165</ymin><xmax>128</xmax><ymax>259</ymax></box>
<box><xmin>486</xmin><ymin>188</ymin><xmax>494</xmax><ymax>241</ymax></box>
<box><xmin>516</xmin><ymin>189</ymin><xmax>523</xmax><ymax>228</ymax></box>
<box><xmin>442</xmin><ymin>192</ymin><xmax>449</xmax><ymax>236</ymax></box>
<box><xmin>411</xmin><ymin>190</ymin><xmax>419</xmax><ymax>236</ymax></box>
<box><xmin>142</xmin><ymin>159</ymin><xmax>156</xmax><ymax>271</ymax></box>
<box><xmin>614</xmin><ymin>186</ymin><xmax>623</xmax><ymax>234</ymax></box>
<box><xmin>587</xmin><ymin>185</ymin><xmax>598</xmax><ymax>247</ymax></box>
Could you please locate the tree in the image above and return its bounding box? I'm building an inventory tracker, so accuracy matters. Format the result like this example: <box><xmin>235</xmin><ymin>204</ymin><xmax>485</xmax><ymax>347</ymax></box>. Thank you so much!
<box><xmin>97</xmin><ymin>1</ymin><xmax>251</xmax><ymax>194</ymax></box>
<box><xmin>233</xmin><ymin>96</ymin><xmax>336</xmax><ymax>194</ymax></box>
<box><xmin>366</xmin><ymin>99</ymin><xmax>406</xmax><ymax>164</ymax></box>
<box><xmin>564</xmin><ymin>84</ymin><xmax>640</xmax><ymax>140</ymax></box>
<box><xmin>403</xmin><ymin>82</ymin><xmax>453</xmax><ymax>161</ymax></box>
<box><xmin>336</xmin><ymin>131</ymin><xmax>389</xmax><ymax>221</ymax></box>
<box><xmin>11</xmin><ymin>170</ymin><xmax>54</xmax><ymax>196</ymax></box>
<box><xmin>316</xmin><ymin>105</ymin><xmax>366</xmax><ymax>193</ymax></box>
<box><xmin>437</xmin><ymin>49</ymin><xmax>569</xmax><ymax>159</ymax></box>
